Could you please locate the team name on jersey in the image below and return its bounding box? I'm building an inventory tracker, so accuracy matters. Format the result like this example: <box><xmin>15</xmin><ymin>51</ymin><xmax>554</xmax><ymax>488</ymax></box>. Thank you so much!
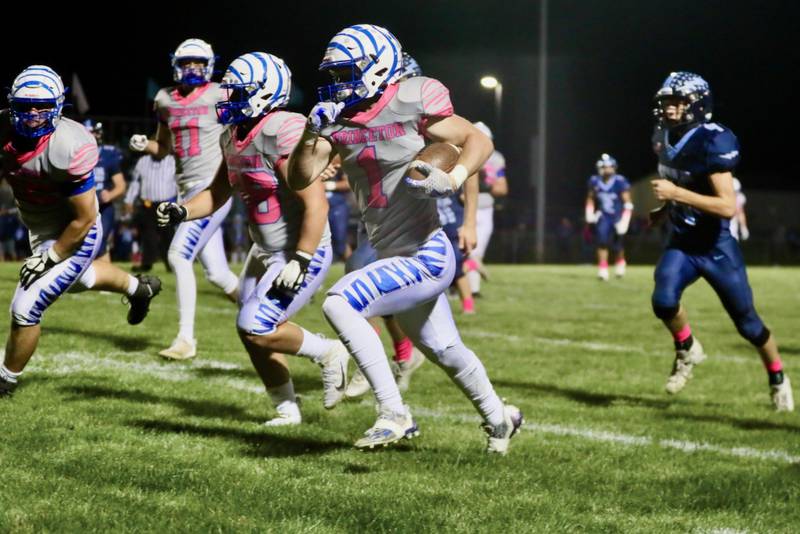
<box><xmin>167</xmin><ymin>106</ymin><xmax>210</xmax><ymax>118</ymax></box>
<box><xmin>226</xmin><ymin>153</ymin><xmax>264</xmax><ymax>173</ymax></box>
<box><xmin>331</xmin><ymin>123</ymin><xmax>407</xmax><ymax>145</ymax></box>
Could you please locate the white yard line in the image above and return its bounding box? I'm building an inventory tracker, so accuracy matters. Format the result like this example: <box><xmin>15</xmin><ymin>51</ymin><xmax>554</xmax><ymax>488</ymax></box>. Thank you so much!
<box><xmin>466</xmin><ymin>330</ymin><xmax>753</xmax><ymax>364</ymax></box>
<box><xmin>15</xmin><ymin>350</ymin><xmax>799</xmax><ymax>465</ymax></box>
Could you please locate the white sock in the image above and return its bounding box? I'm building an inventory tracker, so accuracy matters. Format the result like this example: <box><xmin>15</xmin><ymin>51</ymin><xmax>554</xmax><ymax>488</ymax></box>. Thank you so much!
<box><xmin>436</xmin><ymin>343</ymin><xmax>504</xmax><ymax>427</ymax></box>
<box><xmin>126</xmin><ymin>274</ymin><xmax>139</xmax><ymax>296</ymax></box>
<box><xmin>0</xmin><ymin>364</ymin><xmax>21</xmax><ymax>383</ymax></box>
<box><xmin>298</xmin><ymin>329</ymin><xmax>335</xmax><ymax>364</ymax></box>
<box><xmin>467</xmin><ymin>269</ymin><xmax>481</xmax><ymax>294</ymax></box>
<box><xmin>267</xmin><ymin>380</ymin><xmax>296</xmax><ymax>407</ymax></box>
<box><xmin>171</xmin><ymin>256</ymin><xmax>196</xmax><ymax>341</ymax></box>
<box><xmin>323</xmin><ymin>295</ymin><xmax>404</xmax><ymax>414</ymax></box>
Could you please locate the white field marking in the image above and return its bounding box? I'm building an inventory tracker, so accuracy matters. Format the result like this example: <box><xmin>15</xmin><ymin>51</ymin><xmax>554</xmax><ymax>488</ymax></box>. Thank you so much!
<box><xmin>408</xmin><ymin>406</ymin><xmax>800</xmax><ymax>465</ymax></box>
<box><xmin>20</xmin><ymin>351</ymin><xmax>798</xmax><ymax>464</ymax></box>
<box><xmin>465</xmin><ymin>330</ymin><xmax>752</xmax><ymax>364</ymax></box>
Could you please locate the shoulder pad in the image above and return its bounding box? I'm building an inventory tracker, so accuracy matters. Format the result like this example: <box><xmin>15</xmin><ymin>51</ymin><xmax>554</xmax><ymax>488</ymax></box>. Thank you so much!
<box><xmin>258</xmin><ymin>111</ymin><xmax>306</xmax><ymax>156</ymax></box>
<box><xmin>48</xmin><ymin>117</ymin><xmax>98</xmax><ymax>171</ymax></box>
<box><xmin>704</xmin><ymin>123</ymin><xmax>740</xmax><ymax>172</ymax></box>
<box><xmin>389</xmin><ymin>78</ymin><xmax>427</xmax><ymax>116</ymax></box>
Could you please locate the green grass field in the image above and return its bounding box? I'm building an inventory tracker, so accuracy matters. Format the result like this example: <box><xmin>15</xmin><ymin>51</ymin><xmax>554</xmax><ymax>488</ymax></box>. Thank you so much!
<box><xmin>1</xmin><ymin>262</ymin><xmax>799</xmax><ymax>533</ymax></box>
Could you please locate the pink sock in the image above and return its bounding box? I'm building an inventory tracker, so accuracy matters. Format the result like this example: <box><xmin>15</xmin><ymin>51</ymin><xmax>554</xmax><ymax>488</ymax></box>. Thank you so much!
<box><xmin>615</xmin><ymin>259</ymin><xmax>626</xmax><ymax>266</ymax></box>
<box><xmin>464</xmin><ymin>258</ymin><xmax>478</xmax><ymax>272</ymax></box>
<box><xmin>765</xmin><ymin>359</ymin><xmax>783</xmax><ymax>373</ymax></box>
<box><xmin>673</xmin><ymin>324</ymin><xmax>692</xmax><ymax>343</ymax></box>
<box><xmin>462</xmin><ymin>297</ymin><xmax>475</xmax><ymax>313</ymax></box>
<box><xmin>598</xmin><ymin>260</ymin><xmax>609</xmax><ymax>269</ymax></box>
<box><xmin>393</xmin><ymin>337</ymin><xmax>413</xmax><ymax>363</ymax></box>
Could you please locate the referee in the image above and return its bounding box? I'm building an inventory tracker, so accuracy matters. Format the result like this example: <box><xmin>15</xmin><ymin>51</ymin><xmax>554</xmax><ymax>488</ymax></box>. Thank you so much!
<box><xmin>124</xmin><ymin>154</ymin><xmax>178</xmax><ymax>272</ymax></box>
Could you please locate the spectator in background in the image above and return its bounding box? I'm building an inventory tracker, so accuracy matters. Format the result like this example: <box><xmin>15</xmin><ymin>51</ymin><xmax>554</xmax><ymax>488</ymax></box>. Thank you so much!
<box><xmin>0</xmin><ymin>180</ymin><xmax>19</xmax><ymax>261</ymax></box>
<box><xmin>323</xmin><ymin>154</ymin><xmax>352</xmax><ymax>261</ymax></box>
<box><xmin>84</xmin><ymin>120</ymin><xmax>126</xmax><ymax>261</ymax></box>
<box><xmin>124</xmin><ymin>154</ymin><xmax>177</xmax><ymax>272</ymax></box>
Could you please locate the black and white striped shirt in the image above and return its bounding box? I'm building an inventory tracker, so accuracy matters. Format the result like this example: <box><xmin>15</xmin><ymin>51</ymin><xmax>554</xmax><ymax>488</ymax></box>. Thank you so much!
<box><xmin>124</xmin><ymin>154</ymin><xmax>178</xmax><ymax>204</ymax></box>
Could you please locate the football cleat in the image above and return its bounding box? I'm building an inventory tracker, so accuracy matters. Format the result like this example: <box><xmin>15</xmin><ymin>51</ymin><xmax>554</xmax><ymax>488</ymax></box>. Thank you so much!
<box><xmin>615</xmin><ymin>261</ymin><xmax>626</xmax><ymax>278</ymax></box>
<box><xmin>345</xmin><ymin>367</ymin><xmax>371</xmax><ymax>399</ymax></box>
<box><xmin>354</xmin><ymin>406</ymin><xmax>418</xmax><ymax>449</ymax></box>
<box><xmin>597</xmin><ymin>267</ymin><xmax>610</xmax><ymax>281</ymax></box>
<box><xmin>0</xmin><ymin>376</ymin><xmax>18</xmax><ymax>398</ymax></box>
<box><xmin>665</xmin><ymin>337</ymin><xmax>707</xmax><ymax>394</ymax></box>
<box><xmin>392</xmin><ymin>348</ymin><xmax>425</xmax><ymax>393</ymax></box>
<box><xmin>126</xmin><ymin>274</ymin><xmax>162</xmax><ymax>325</ymax></box>
<box><xmin>484</xmin><ymin>403</ymin><xmax>524</xmax><ymax>455</ymax></box>
<box><xmin>320</xmin><ymin>341</ymin><xmax>350</xmax><ymax>409</ymax></box>
<box><xmin>771</xmin><ymin>375</ymin><xmax>795</xmax><ymax>412</ymax></box>
<box><xmin>159</xmin><ymin>336</ymin><xmax>197</xmax><ymax>360</ymax></box>
<box><xmin>263</xmin><ymin>400</ymin><xmax>302</xmax><ymax>427</ymax></box>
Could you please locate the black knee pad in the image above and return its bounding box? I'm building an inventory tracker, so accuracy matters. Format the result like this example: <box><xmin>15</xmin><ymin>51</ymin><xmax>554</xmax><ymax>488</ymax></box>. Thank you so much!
<box><xmin>745</xmin><ymin>325</ymin><xmax>771</xmax><ymax>347</ymax></box>
<box><xmin>652</xmin><ymin>304</ymin><xmax>679</xmax><ymax>321</ymax></box>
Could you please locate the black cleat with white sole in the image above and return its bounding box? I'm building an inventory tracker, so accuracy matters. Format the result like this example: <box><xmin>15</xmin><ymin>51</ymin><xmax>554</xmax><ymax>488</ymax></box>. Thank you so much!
<box><xmin>126</xmin><ymin>274</ymin><xmax>162</xmax><ymax>325</ymax></box>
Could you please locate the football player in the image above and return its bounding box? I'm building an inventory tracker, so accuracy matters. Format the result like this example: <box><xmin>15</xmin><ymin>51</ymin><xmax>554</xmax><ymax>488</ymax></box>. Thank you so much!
<box><xmin>84</xmin><ymin>119</ymin><xmax>126</xmax><ymax>261</ymax></box>
<box><xmin>464</xmin><ymin>121</ymin><xmax>506</xmax><ymax>297</ymax></box>
<box><xmin>287</xmin><ymin>25</ymin><xmax>522</xmax><ymax>453</ymax></box>
<box><xmin>585</xmin><ymin>153</ymin><xmax>633</xmax><ymax>280</ymax></box>
<box><xmin>650</xmin><ymin>71</ymin><xmax>793</xmax><ymax>410</ymax></box>
<box><xmin>0</xmin><ymin>66</ymin><xmax>161</xmax><ymax>397</ymax></box>
<box><xmin>130</xmin><ymin>38</ymin><xmax>239</xmax><ymax>360</ymax></box>
<box><xmin>157</xmin><ymin>52</ymin><xmax>350</xmax><ymax>424</ymax></box>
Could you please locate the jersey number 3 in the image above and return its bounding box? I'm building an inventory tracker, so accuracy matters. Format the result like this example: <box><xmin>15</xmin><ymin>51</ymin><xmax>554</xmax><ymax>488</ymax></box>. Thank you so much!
<box><xmin>356</xmin><ymin>146</ymin><xmax>388</xmax><ymax>209</ymax></box>
<box><xmin>171</xmin><ymin>118</ymin><xmax>201</xmax><ymax>158</ymax></box>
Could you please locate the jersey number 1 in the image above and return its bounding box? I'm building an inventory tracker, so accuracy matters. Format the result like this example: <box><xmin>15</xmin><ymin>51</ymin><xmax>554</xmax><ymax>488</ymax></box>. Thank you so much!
<box><xmin>171</xmin><ymin>117</ymin><xmax>201</xmax><ymax>158</ymax></box>
<box><xmin>356</xmin><ymin>146</ymin><xmax>388</xmax><ymax>208</ymax></box>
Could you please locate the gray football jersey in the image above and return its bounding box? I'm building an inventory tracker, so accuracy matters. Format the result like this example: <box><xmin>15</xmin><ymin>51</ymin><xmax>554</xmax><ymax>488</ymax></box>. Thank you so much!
<box><xmin>320</xmin><ymin>76</ymin><xmax>455</xmax><ymax>256</ymax></box>
<box><xmin>221</xmin><ymin>110</ymin><xmax>330</xmax><ymax>252</ymax></box>
<box><xmin>0</xmin><ymin>111</ymin><xmax>99</xmax><ymax>248</ymax></box>
<box><xmin>154</xmin><ymin>83</ymin><xmax>224</xmax><ymax>198</ymax></box>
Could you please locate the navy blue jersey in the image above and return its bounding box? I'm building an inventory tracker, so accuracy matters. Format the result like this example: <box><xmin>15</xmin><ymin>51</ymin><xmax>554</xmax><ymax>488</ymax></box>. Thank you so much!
<box><xmin>654</xmin><ymin>122</ymin><xmax>740</xmax><ymax>249</ymax></box>
<box><xmin>588</xmin><ymin>174</ymin><xmax>630</xmax><ymax>220</ymax></box>
<box><xmin>94</xmin><ymin>144</ymin><xmax>123</xmax><ymax>201</ymax></box>
<box><xmin>325</xmin><ymin>169</ymin><xmax>349</xmax><ymax>209</ymax></box>
<box><xmin>436</xmin><ymin>194</ymin><xmax>464</xmax><ymax>239</ymax></box>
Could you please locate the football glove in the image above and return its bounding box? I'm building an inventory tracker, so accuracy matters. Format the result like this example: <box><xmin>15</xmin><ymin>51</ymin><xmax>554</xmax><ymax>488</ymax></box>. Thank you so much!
<box><xmin>20</xmin><ymin>247</ymin><xmax>62</xmax><ymax>289</ymax></box>
<box><xmin>307</xmin><ymin>102</ymin><xmax>344</xmax><ymax>133</ymax></box>
<box><xmin>273</xmin><ymin>251</ymin><xmax>313</xmax><ymax>294</ymax></box>
<box><xmin>129</xmin><ymin>134</ymin><xmax>149</xmax><ymax>152</ymax></box>
<box><xmin>404</xmin><ymin>161</ymin><xmax>458</xmax><ymax>198</ymax></box>
<box><xmin>156</xmin><ymin>202</ymin><xmax>188</xmax><ymax>227</ymax></box>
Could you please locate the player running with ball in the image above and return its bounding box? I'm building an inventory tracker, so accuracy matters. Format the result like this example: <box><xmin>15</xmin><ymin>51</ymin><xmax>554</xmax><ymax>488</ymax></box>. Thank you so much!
<box><xmin>287</xmin><ymin>24</ymin><xmax>522</xmax><ymax>453</ymax></box>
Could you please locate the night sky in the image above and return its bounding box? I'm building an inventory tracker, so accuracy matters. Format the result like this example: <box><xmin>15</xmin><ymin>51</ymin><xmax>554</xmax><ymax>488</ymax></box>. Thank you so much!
<box><xmin>2</xmin><ymin>0</ymin><xmax>797</xmax><ymax>218</ymax></box>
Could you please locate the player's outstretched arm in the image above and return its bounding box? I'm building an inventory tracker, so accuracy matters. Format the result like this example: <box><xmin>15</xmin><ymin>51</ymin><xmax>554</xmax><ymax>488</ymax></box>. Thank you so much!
<box><xmin>130</xmin><ymin>123</ymin><xmax>172</xmax><ymax>159</ymax></box>
<box><xmin>425</xmin><ymin>115</ymin><xmax>494</xmax><ymax>182</ymax></box>
<box><xmin>651</xmin><ymin>172</ymin><xmax>736</xmax><ymax>219</ymax></box>
<box><xmin>183</xmin><ymin>160</ymin><xmax>233</xmax><ymax>221</ymax></box>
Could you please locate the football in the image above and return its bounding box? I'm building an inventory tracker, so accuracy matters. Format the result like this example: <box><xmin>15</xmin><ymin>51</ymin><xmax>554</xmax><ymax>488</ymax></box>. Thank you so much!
<box><xmin>406</xmin><ymin>142</ymin><xmax>461</xmax><ymax>181</ymax></box>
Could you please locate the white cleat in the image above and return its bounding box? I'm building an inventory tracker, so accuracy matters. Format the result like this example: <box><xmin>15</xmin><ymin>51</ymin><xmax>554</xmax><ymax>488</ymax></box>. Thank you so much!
<box><xmin>771</xmin><ymin>375</ymin><xmax>795</xmax><ymax>412</ymax></box>
<box><xmin>665</xmin><ymin>338</ymin><xmax>707</xmax><ymax>394</ymax></box>
<box><xmin>615</xmin><ymin>261</ymin><xmax>626</xmax><ymax>278</ymax></box>
<box><xmin>345</xmin><ymin>367</ymin><xmax>371</xmax><ymax>398</ymax></box>
<box><xmin>597</xmin><ymin>267</ymin><xmax>610</xmax><ymax>281</ymax></box>
<box><xmin>159</xmin><ymin>336</ymin><xmax>197</xmax><ymax>360</ymax></box>
<box><xmin>484</xmin><ymin>403</ymin><xmax>524</xmax><ymax>455</ymax></box>
<box><xmin>354</xmin><ymin>406</ymin><xmax>418</xmax><ymax>449</ymax></box>
<box><xmin>263</xmin><ymin>400</ymin><xmax>302</xmax><ymax>427</ymax></box>
<box><xmin>320</xmin><ymin>341</ymin><xmax>350</xmax><ymax>410</ymax></box>
<box><xmin>392</xmin><ymin>348</ymin><xmax>425</xmax><ymax>393</ymax></box>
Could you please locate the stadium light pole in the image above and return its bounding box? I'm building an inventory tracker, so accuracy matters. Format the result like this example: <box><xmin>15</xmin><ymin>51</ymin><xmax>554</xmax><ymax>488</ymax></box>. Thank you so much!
<box><xmin>535</xmin><ymin>0</ymin><xmax>548</xmax><ymax>263</ymax></box>
<box><xmin>480</xmin><ymin>75</ymin><xmax>503</xmax><ymax>137</ymax></box>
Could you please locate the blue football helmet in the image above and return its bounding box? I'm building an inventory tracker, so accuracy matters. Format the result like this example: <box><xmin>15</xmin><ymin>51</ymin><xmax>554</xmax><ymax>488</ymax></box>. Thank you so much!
<box><xmin>7</xmin><ymin>65</ymin><xmax>66</xmax><ymax>138</ymax></box>
<box><xmin>317</xmin><ymin>24</ymin><xmax>402</xmax><ymax>108</ymax></box>
<box><xmin>653</xmin><ymin>71</ymin><xmax>712</xmax><ymax>127</ymax></box>
<box><xmin>216</xmin><ymin>52</ymin><xmax>292</xmax><ymax>125</ymax></box>
<box><xmin>396</xmin><ymin>52</ymin><xmax>423</xmax><ymax>81</ymax></box>
<box><xmin>596</xmin><ymin>153</ymin><xmax>617</xmax><ymax>171</ymax></box>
